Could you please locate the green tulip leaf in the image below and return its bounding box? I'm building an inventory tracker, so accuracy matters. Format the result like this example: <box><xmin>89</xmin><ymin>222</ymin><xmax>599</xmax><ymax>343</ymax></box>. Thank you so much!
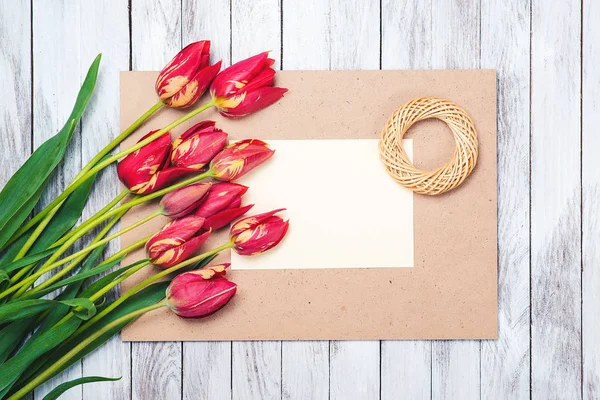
<box><xmin>18</xmin><ymin>255</ymin><xmax>124</xmax><ymax>301</ymax></box>
<box><xmin>0</xmin><ymin>316</ymin><xmax>82</xmax><ymax>394</ymax></box>
<box><xmin>0</xmin><ymin>156</ymin><xmax>107</xmax><ymax>273</ymax></box>
<box><xmin>0</xmin><ymin>269</ymin><xmax>9</xmax><ymax>292</ymax></box>
<box><xmin>0</xmin><ymin>54</ymin><xmax>101</xmax><ymax>251</ymax></box>
<box><xmin>15</xmin><ymin>283</ymin><xmax>168</xmax><ymax>391</ymax></box>
<box><xmin>0</xmin><ymin>298</ymin><xmax>96</xmax><ymax>324</ymax></box>
<box><xmin>42</xmin><ymin>376</ymin><xmax>121</xmax><ymax>400</ymax></box>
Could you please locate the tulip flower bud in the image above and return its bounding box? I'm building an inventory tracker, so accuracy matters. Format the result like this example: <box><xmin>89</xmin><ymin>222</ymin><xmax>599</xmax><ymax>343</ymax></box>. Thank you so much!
<box><xmin>230</xmin><ymin>209</ymin><xmax>289</xmax><ymax>256</ymax></box>
<box><xmin>171</xmin><ymin>121</ymin><xmax>228</xmax><ymax>170</ymax></box>
<box><xmin>210</xmin><ymin>51</ymin><xmax>287</xmax><ymax>118</ymax></box>
<box><xmin>156</xmin><ymin>40</ymin><xmax>222</xmax><ymax>108</ymax></box>
<box><xmin>210</xmin><ymin>139</ymin><xmax>274</xmax><ymax>181</ymax></box>
<box><xmin>193</xmin><ymin>183</ymin><xmax>253</xmax><ymax>229</ymax></box>
<box><xmin>166</xmin><ymin>264</ymin><xmax>236</xmax><ymax>318</ymax></box>
<box><xmin>117</xmin><ymin>130</ymin><xmax>194</xmax><ymax>194</ymax></box>
<box><xmin>146</xmin><ymin>216</ymin><xmax>211</xmax><ymax>268</ymax></box>
<box><xmin>160</xmin><ymin>182</ymin><xmax>212</xmax><ymax>218</ymax></box>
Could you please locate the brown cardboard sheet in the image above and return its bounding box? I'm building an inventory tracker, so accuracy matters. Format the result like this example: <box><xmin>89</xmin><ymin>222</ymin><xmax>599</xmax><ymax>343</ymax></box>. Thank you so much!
<box><xmin>120</xmin><ymin>70</ymin><xmax>497</xmax><ymax>340</ymax></box>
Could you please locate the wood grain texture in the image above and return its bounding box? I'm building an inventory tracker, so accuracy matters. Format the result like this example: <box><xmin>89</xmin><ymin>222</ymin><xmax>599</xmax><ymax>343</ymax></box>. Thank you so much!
<box><xmin>230</xmin><ymin>1</ymin><xmax>283</xmax><ymax>398</ymax></box>
<box><xmin>0</xmin><ymin>0</ymin><xmax>31</xmax><ymax>184</ymax></box>
<box><xmin>531</xmin><ymin>0</ymin><xmax>582</xmax><ymax>398</ymax></box>
<box><xmin>430</xmin><ymin>1</ymin><xmax>481</xmax><ymax>398</ymax></box>
<box><xmin>380</xmin><ymin>2</ymin><xmax>432</xmax><ymax>398</ymax></box>
<box><xmin>130</xmin><ymin>1</ymin><xmax>183</xmax><ymax>399</ymax></box>
<box><xmin>480</xmin><ymin>0</ymin><xmax>531</xmax><ymax>398</ymax></box>
<box><xmin>77</xmin><ymin>1</ymin><xmax>132</xmax><ymax>399</ymax></box>
<box><xmin>232</xmin><ymin>341</ymin><xmax>282</xmax><ymax>400</ymax></box>
<box><xmin>181</xmin><ymin>2</ymin><xmax>232</xmax><ymax>399</ymax></box>
<box><xmin>583</xmin><ymin>1</ymin><xmax>600</xmax><ymax>397</ymax></box>
<box><xmin>32</xmin><ymin>1</ymin><xmax>84</xmax><ymax>398</ymax></box>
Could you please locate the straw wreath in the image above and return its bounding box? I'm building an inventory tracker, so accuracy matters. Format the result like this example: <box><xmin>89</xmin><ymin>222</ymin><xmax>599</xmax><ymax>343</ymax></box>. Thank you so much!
<box><xmin>378</xmin><ymin>96</ymin><xmax>478</xmax><ymax>196</ymax></box>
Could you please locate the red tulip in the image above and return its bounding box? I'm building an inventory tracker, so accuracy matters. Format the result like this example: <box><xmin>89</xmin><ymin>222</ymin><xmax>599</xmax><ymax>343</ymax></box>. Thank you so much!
<box><xmin>210</xmin><ymin>139</ymin><xmax>274</xmax><ymax>181</ymax></box>
<box><xmin>166</xmin><ymin>264</ymin><xmax>236</xmax><ymax>318</ymax></box>
<box><xmin>230</xmin><ymin>209</ymin><xmax>289</xmax><ymax>256</ymax></box>
<box><xmin>117</xmin><ymin>130</ymin><xmax>194</xmax><ymax>194</ymax></box>
<box><xmin>160</xmin><ymin>182</ymin><xmax>212</xmax><ymax>218</ymax></box>
<box><xmin>156</xmin><ymin>41</ymin><xmax>222</xmax><ymax>108</ymax></box>
<box><xmin>146</xmin><ymin>216</ymin><xmax>211</xmax><ymax>268</ymax></box>
<box><xmin>210</xmin><ymin>52</ymin><xmax>287</xmax><ymax>118</ymax></box>
<box><xmin>194</xmin><ymin>183</ymin><xmax>253</xmax><ymax>230</ymax></box>
<box><xmin>171</xmin><ymin>121</ymin><xmax>228</xmax><ymax>170</ymax></box>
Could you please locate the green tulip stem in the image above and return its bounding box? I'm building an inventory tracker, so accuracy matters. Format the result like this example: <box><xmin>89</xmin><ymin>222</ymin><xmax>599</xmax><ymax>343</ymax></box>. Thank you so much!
<box><xmin>4</xmin><ymin>169</ymin><xmax>212</xmax><ymax>299</ymax></box>
<box><xmin>46</xmin><ymin>169</ymin><xmax>214</xmax><ymax>252</ymax></box>
<box><xmin>8</xmin><ymin>208</ymin><xmax>127</xmax><ymax>298</ymax></box>
<box><xmin>0</xmin><ymin>210</ymin><xmax>125</xmax><ymax>300</ymax></box>
<box><xmin>22</xmin><ymin>211</ymin><xmax>159</xmax><ymax>297</ymax></box>
<box><xmin>8</xmin><ymin>189</ymin><xmax>130</xmax><ymax>286</ymax></box>
<box><xmin>7</xmin><ymin>301</ymin><xmax>168</xmax><ymax>400</ymax></box>
<box><xmin>8</xmin><ymin>101</ymin><xmax>165</xmax><ymax>249</ymax></box>
<box><xmin>74</xmin><ymin>241</ymin><xmax>234</xmax><ymax>338</ymax></box>
<box><xmin>31</xmin><ymin>210</ymin><xmax>160</xmax><ymax>276</ymax></box>
<box><xmin>12</xmin><ymin>100</ymin><xmax>215</xmax><ymax>242</ymax></box>
<box><xmin>53</xmin><ymin>189</ymin><xmax>130</xmax><ymax>247</ymax></box>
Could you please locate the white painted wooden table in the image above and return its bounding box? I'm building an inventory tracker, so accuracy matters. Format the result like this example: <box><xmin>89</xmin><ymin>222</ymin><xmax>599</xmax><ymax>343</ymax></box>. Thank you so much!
<box><xmin>0</xmin><ymin>0</ymin><xmax>594</xmax><ymax>398</ymax></box>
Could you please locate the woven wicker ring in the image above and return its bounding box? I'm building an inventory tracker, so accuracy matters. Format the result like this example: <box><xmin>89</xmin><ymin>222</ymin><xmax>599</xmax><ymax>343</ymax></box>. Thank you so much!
<box><xmin>378</xmin><ymin>97</ymin><xmax>478</xmax><ymax>196</ymax></box>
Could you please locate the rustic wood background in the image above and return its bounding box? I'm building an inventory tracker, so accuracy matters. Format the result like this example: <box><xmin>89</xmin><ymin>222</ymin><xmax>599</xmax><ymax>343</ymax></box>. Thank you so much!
<box><xmin>0</xmin><ymin>0</ymin><xmax>593</xmax><ymax>398</ymax></box>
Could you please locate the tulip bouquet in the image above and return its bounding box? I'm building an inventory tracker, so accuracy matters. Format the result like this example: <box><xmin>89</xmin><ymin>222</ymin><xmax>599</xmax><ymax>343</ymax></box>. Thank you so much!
<box><xmin>0</xmin><ymin>41</ymin><xmax>288</xmax><ymax>399</ymax></box>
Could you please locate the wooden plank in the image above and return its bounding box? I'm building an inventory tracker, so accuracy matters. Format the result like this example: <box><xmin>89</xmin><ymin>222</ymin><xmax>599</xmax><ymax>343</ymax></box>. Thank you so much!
<box><xmin>380</xmin><ymin>1</ymin><xmax>432</xmax><ymax>398</ymax></box>
<box><xmin>583</xmin><ymin>1</ymin><xmax>600</xmax><ymax>397</ymax></box>
<box><xmin>232</xmin><ymin>342</ymin><xmax>282</xmax><ymax>400</ymax></box>
<box><xmin>0</xmin><ymin>3</ymin><xmax>32</xmax><ymax>398</ymax></box>
<box><xmin>130</xmin><ymin>1</ymin><xmax>183</xmax><ymax>399</ymax></box>
<box><xmin>0</xmin><ymin>0</ymin><xmax>31</xmax><ymax>184</ymax></box>
<box><xmin>284</xmin><ymin>0</ymin><xmax>380</xmax><ymax>399</ymax></box>
<box><xmin>430</xmin><ymin>1</ymin><xmax>481</xmax><ymax>398</ymax></box>
<box><xmin>531</xmin><ymin>0</ymin><xmax>582</xmax><ymax>398</ymax></box>
<box><xmin>480</xmin><ymin>0</ymin><xmax>531</xmax><ymax>398</ymax></box>
<box><xmin>77</xmin><ymin>1</ymin><xmax>132</xmax><ymax>399</ymax></box>
<box><xmin>181</xmin><ymin>1</ymin><xmax>232</xmax><ymax>399</ymax></box>
<box><xmin>32</xmin><ymin>1</ymin><xmax>84</xmax><ymax>398</ymax></box>
<box><xmin>229</xmin><ymin>1</ymin><xmax>283</xmax><ymax>399</ymax></box>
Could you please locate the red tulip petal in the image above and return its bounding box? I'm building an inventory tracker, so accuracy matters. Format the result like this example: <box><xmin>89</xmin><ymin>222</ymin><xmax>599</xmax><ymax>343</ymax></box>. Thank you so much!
<box><xmin>168</xmin><ymin>60</ymin><xmax>222</xmax><ymax>108</ymax></box>
<box><xmin>227</xmin><ymin>195</ymin><xmax>242</xmax><ymax>209</ymax></box>
<box><xmin>146</xmin><ymin>216</ymin><xmax>206</xmax><ymax>253</ymax></box>
<box><xmin>230</xmin><ymin>208</ymin><xmax>286</xmax><ymax>236</ymax></box>
<box><xmin>233</xmin><ymin>217</ymin><xmax>289</xmax><ymax>256</ymax></box>
<box><xmin>219</xmin><ymin>87</ymin><xmax>288</xmax><ymax>119</ymax></box>
<box><xmin>167</xmin><ymin>275</ymin><xmax>237</xmax><ymax>318</ymax></box>
<box><xmin>210</xmin><ymin>51</ymin><xmax>271</xmax><ymax>98</ymax></box>
<box><xmin>238</xmin><ymin>68</ymin><xmax>275</xmax><ymax>93</ymax></box>
<box><xmin>203</xmin><ymin>204</ymin><xmax>254</xmax><ymax>230</ymax></box>
<box><xmin>171</xmin><ymin>128</ymin><xmax>228</xmax><ymax>170</ymax></box>
<box><xmin>175</xmin><ymin>121</ymin><xmax>217</xmax><ymax>144</ymax></box>
<box><xmin>132</xmin><ymin>167</ymin><xmax>196</xmax><ymax>195</ymax></box>
<box><xmin>152</xmin><ymin>229</ymin><xmax>211</xmax><ymax>268</ymax></box>
<box><xmin>160</xmin><ymin>182</ymin><xmax>212</xmax><ymax>218</ymax></box>
<box><xmin>117</xmin><ymin>131</ymin><xmax>172</xmax><ymax>191</ymax></box>
<box><xmin>156</xmin><ymin>41</ymin><xmax>211</xmax><ymax>101</ymax></box>
<box><xmin>195</xmin><ymin>183</ymin><xmax>248</xmax><ymax>217</ymax></box>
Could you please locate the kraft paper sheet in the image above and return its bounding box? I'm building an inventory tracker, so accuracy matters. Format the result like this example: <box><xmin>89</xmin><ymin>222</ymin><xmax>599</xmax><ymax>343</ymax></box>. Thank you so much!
<box><xmin>119</xmin><ymin>70</ymin><xmax>497</xmax><ymax>341</ymax></box>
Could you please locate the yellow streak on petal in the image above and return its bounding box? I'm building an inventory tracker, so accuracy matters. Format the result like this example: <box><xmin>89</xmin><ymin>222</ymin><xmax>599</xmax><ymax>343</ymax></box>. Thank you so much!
<box><xmin>215</xmin><ymin>92</ymin><xmax>246</xmax><ymax>110</ymax></box>
<box><xmin>232</xmin><ymin>218</ymin><xmax>256</xmax><ymax>232</ymax></box>
<box><xmin>160</xmin><ymin>76</ymin><xmax>189</xmax><ymax>100</ymax></box>
<box><xmin>235</xmin><ymin>229</ymin><xmax>254</xmax><ymax>245</ymax></box>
